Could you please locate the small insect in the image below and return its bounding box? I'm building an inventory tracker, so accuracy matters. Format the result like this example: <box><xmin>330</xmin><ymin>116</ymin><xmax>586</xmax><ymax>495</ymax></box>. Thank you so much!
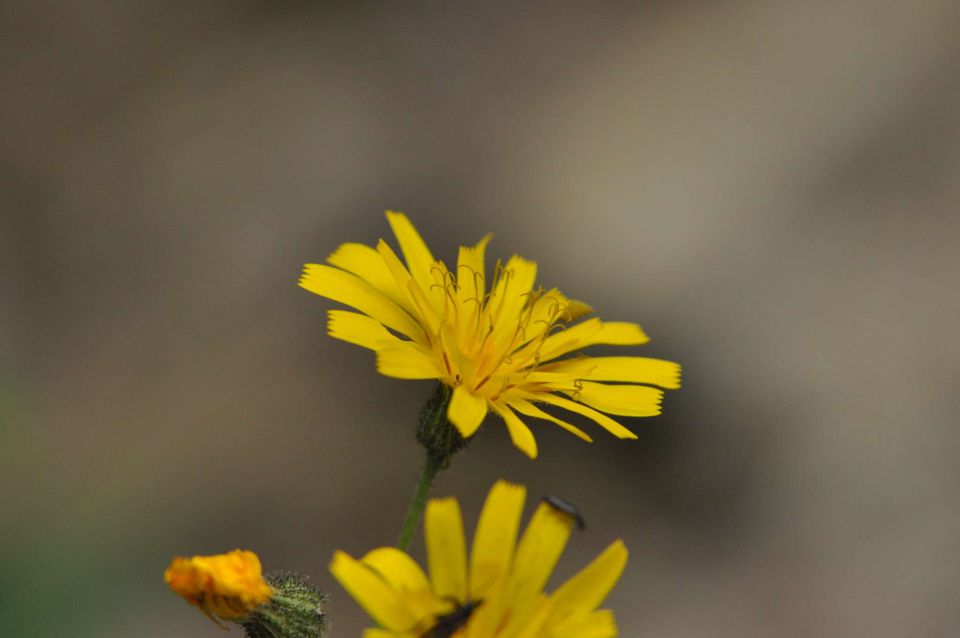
<box><xmin>542</xmin><ymin>495</ymin><xmax>587</xmax><ymax>531</ymax></box>
<box><xmin>422</xmin><ymin>599</ymin><xmax>483</xmax><ymax>638</ymax></box>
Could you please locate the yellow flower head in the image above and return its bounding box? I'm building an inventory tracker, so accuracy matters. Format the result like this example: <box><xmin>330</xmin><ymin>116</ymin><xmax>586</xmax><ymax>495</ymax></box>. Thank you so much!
<box><xmin>164</xmin><ymin>549</ymin><xmax>274</xmax><ymax>622</ymax></box>
<box><xmin>299</xmin><ymin>211</ymin><xmax>680</xmax><ymax>458</ymax></box>
<box><xmin>330</xmin><ymin>480</ymin><xmax>628</xmax><ymax>638</ymax></box>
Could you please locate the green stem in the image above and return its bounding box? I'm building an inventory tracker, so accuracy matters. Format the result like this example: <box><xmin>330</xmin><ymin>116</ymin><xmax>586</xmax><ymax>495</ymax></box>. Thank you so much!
<box><xmin>396</xmin><ymin>453</ymin><xmax>442</xmax><ymax>551</ymax></box>
<box><xmin>396</xmin><ymin>383</ymin><xmax>467</xmax><ymax>551</ymax></box>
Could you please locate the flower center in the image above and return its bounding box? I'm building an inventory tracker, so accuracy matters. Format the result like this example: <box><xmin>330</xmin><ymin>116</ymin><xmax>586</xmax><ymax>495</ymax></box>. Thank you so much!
<box><xmin>430</xmin><ymin>262</ymin><xmax>570</xmax><ymax>400</ymax></box>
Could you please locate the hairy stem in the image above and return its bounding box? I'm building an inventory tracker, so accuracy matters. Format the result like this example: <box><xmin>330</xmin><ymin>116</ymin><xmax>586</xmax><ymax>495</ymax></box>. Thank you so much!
<box><xmin>396</xmin><ymin>453</ymin><xmax>443</xmax><ymax>551</ymax></box>
<box><xmin>397</xmin><ymin>383</ymin><xmax>466</xmax><ymax>550</ymax></box>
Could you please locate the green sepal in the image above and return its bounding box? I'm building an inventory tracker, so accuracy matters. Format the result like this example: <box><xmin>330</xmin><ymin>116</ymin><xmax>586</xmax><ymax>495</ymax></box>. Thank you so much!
<box><xmin>241</xmin><ymin>571</ymin><xmax>327</xmax><ymax>638</ymax></box>
<box><xmin>415</xmin><ymin>382</ymin><xmax>469</xmax><ymax>466</ymax></box>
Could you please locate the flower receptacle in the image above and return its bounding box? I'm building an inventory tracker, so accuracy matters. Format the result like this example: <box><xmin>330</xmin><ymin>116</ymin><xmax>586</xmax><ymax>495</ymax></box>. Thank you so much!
<box><xmin>241</xmin><ymin>572</ymin><xmax>327</xmax><ymax>638</ymax></box>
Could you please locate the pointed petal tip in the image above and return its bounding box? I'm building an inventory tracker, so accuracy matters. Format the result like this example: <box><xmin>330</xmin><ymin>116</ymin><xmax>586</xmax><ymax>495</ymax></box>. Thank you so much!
<box><xmin>466</xmin><ymin>232</ymin><xmax>493</xmax><ymax>255</ymax></box>
<box><xmin>491</xmin><ymin>403</ymin><xmax>539</xmax><ymax>459</ymax></box>
<box><xmin>566</xmin><ymin>299</ymin><xmax>594</xmax><ymax>321</ymax></box>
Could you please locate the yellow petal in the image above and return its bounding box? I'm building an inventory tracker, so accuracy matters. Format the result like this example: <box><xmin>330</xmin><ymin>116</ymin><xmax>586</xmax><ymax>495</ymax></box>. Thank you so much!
<box><xmin>376</xmin><ymin>341</ymin><xmax>443</xmax><ymax>379</ymax></box>
<box><xmin>464</xmin><ymin>577</ymin><xmax>507</xmax><ymax>638</ymax></box>
<box><xmin>330</xmin><ymin>551</ymin><xmax>416</xmax><ymax>631</ymax></box>
<box><xmin>542</xmin><ymin>356</ymin><xmax>681</xmax><ymax>389</ymax></box>
<box><xmin>376</xmin><ymin>239</ymin><xmax>442</xmax><ymax>336</ymax></box>
<box><xmin>537</xmin><ymin>318</ymin><xmax>602</xmax><ymax>361</ymax></box>
<box><xmin>385</xmin><ymin>211</ymin><xmax>439</xmax><ymax>310</ymax></box>
<box><xmin>565</xmin><ymin>381</ymin><xmax>664</xmax><ymax>417</ymax></box>
<box><xmin>327</xmin><ymin>310</ymin><xmax>398</xmax><ymax>350</ymax></box>
<box><xmin>522</xmin><ymin>392</ymin><xmax>637</xmax><ymax>439</ymax></box>
<box><xmin>549</xmin><ymin>609</ymin><xmax>617</xmax><ymax>638</ymax></box>
<box><xmin>515</xmin><ymin>289</ymin><xmax>576</xmax><ymax>346</ymax></box>
<box><xmin>489</xmin><ymin>256</ymin><xmax>538</xmax><ymax>349</ymax></box>
<box><xmin>508</xmin><ymin>398</ymin><xmax>593</xmax><ymax>442</ymax></box>
<box><xmin>425</xmin><ymin>497</ymin><xmax>468</xmax><ymax>603</ymax></box>
<box><xmin>456</xmin><ymin>234</ymin><xmax>492</xmax><ymax>307</ymax></box>
<box><xmin>470</xmin><ymin>481</ymin><xmax>526</xmax><ymax>597</ymax></box>
<box><xmin>539</xmin><ymin>319</ymin><xmax>649</xmax><ymax>362</ymax></box>
<box><xmin>490</xmin><ymin>403</ymin><xmax>538</xmax><ymax>459</ymax></box>
<box><xmin>590</xmin><ymin>321</ymin><xmax>649</xmax><ymax>345</ymax></box>
<box><xmin>361</xmin><ymin>547</ymin><xmax>441</xmax><ymax>621</ymax></box>
<box><xmin>520</xmin><ymin>370</ymin><xmax>585</xmax><ymax>386</ymax></box>
<box><xmin>565</xmin><ymin>299</ymin><xmax>594</xmax><ymax>321</ymax></box>
<box><xmin>299</xmin><ymin>264</ymin><xmax>425</xmax><ymax>343</ymax></box>
<box><xmin>327</xmin><ymin>242</ymin><xmax>415</xmax><ymax>314</ymax></box>
<box><xmin>512</xmin><ymin>597</ymin><xmax>553</xmax><ymax>638</ymax></box>
<box><xmin>447</xmin><ymin>386</ymin><xmax>488</xmax><ymax>438</ymax></box>
<box><xmin>360</xmin><ymin>547</ymin><xmax>431</xmax><ymax>593</ymax></box>
<box><xmin>506</xmin><ymin>502</ymin><xmax>573</xmax><ymax>604</ymax></box>
<box><xmin>550</xmin><ymin>540</ymin><xmax>628</xmax><ymax>615</ymax></box>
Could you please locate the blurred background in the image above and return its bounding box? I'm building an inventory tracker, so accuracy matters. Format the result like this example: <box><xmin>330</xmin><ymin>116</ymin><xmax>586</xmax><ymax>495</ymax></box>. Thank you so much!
<box><xmin>3</xmin><ymin>1</ymin><xmax>959</xmax><ymax>636</ymax></box>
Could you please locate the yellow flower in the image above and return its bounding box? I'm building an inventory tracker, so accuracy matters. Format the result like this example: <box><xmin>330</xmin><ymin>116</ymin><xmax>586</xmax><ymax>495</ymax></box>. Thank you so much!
<box><xmin>164</xmin><ymin>549</ymin><xmax>274</xmax><ymax>623</ymax></box>
<box><xmin>331</xmin><ymin>481</ymin><xmax>627</xmax><ymax>637</ymax></box>
<box><xmin>299</xmin><ymin>211</ymin><xmax>680</xmax><ymax>458</ymax></box>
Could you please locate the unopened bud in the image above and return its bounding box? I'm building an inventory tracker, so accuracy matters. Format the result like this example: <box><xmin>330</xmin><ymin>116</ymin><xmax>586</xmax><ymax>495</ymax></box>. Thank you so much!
<box><xmin>241</xmin><ymin>571</ymin><xmax>327</xmax><ymax>638</ymax></box>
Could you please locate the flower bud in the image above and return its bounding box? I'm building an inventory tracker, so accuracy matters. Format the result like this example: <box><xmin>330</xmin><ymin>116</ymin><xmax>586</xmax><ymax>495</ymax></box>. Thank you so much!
<box><xmin>165</xmin><ymin>550</ymin><xmax>327</xmax><ymax>637</ymax></box>
<box><xmin>164</xmin><ymin>549</ymin><xmax>274</xmax><ymax>623</ymax></box>
<box><xmin>241</xmin><ymin>571</ymin><xmax>327</xmax><ymax>638</ymax></box>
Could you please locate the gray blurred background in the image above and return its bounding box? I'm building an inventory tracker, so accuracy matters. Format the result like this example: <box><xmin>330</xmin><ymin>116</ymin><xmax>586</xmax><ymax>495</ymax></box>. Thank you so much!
<box><xmin>3</xmin><ymin>2</ymin><xmax>959</xmax><ymax>636</ymax></box>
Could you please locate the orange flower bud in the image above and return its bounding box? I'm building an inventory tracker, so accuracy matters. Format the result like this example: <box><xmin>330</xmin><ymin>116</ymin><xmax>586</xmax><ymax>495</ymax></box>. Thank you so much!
<box><xmin>165</xmin><ymin>549</ymin><xmax>274</xmax><ymax>622</ymax></box>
